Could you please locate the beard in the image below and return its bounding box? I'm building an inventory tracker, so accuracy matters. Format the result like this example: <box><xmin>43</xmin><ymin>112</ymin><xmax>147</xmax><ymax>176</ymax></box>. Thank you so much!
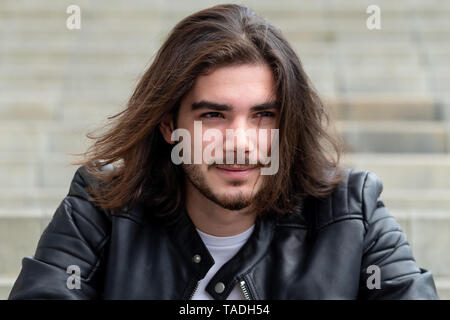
<box><xmin>182</xmin><ymin>163</ymin><xmax>262</xmax><ymax>211</ymax></box>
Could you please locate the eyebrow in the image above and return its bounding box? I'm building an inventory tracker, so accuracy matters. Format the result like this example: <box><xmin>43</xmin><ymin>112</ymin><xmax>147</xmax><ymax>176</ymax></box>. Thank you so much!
<box><xmin>191</xmin><ymin>100</ymin><xmax>279</xmax><ymax>112</ymax></box>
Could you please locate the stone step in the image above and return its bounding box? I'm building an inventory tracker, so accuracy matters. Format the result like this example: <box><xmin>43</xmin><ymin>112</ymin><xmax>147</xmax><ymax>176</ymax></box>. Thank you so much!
<box><xmin>1</xmin><ymin>60</ymin><xmax>424</xmax><ymax>80</ymax></box>
<box><xmin>0</xmin><ymin>17</ymin><xmax>164</xmax><ymax>28</ymax></box>
<box><xmin>0</xmin><ymin>44</ymin><xmax>157</xmax><ymax>58</ymax></box>
<box><xmin>9</xmin><ymin>5</ymin><xmax>441</xmax><ymax>25</ymax></box>
<box><xmin>333</xmin><ymin>30</ymin><xmax>440</xmax><ymax>42</ymax></box>
<box><xmin>0</xmin><ymin>19</ymin><xmax>437</xmax><ymax>43</ymax></box>
<box><xmin>0</xmin><ymin>276</ymin><xmax>15</xmax><ymax>300</ymax></box>
<box><xmin>336</xmin><ymin>121</ymin><xmax>449</xmax><ymax>153</ymax></box>
<box><xmin>0</xmin><ymin>94</ymin><xmax>128</xmax><ymax>122</ymax></box>
<box><xmin>0</xmin><ymin>122</ymin><xmax>98</xmax><ymax>154</ymax></box>
<box><xmin>0</xmin><ymin>16</ymin><xmax>334</xmax><ymax>33</ymax></box>
<box><xmin>396</xmin><ymin>211</ymin><xmax>450</xmax><ymax>283</ymax></box>
<box><xmin>0</xmin><ymin>39</ymin><xmax>159</xmax><ymax>55</ymax></box>
<box><xmin>0</xmin><ymin>188</ymin><xmax>69</xmax><ymax>210</ymax></box>
<box><xmin>2</xmin><ymin>49</ymin><xmax>381</xmax><ymax>69</ymax></box>
<box><xmin>430</xmin><ymin>65</ymin><xmax>450</xmax><ymax>79</ymax></box>
<box><xmin>418</xmin><ymin>30</ymin><xmax>450</xmax><ymax>42</ymax></box>
<box><xmin>287</xmin><ymin>29</ymin><xmax>417</xmax><ymax>43</ymax></box>
<box><xmin>328</xmin><ymin>16</ymin><xmax>450</xmax><ymax>29</ymax></box>
<box><xmin>0</xmin><ymin>87</ymin><xmax>131</xmax><ymax>98</ymax></box>
<box><xmin>3</xmin><ymin>0</ymin><xmax>449</xmax><ymax>20</ymax></box>
<box><xmin>342</xmin><ymin>153</ymin><xmax>450</xmax><ymax>189</ymax></box>
<box><xmin>0</xmin><ymin>154</ymin><xmax>79</xmax><ymax>188</ymax></box>
<box><xmin>0</xmin><ymin>61</ymin><xmax>426</xmax><ymax>82</ymax></box>
<box><xmin>325</xmin><ymin>0</ymin><xmax>450</xmax><ymax>15</ymax></box>
<box><xmin>0</xmin><ymin>53</ymin><xmax>153</xmax><ymax>67</ymax></box>
<box><xmin>334</xmin><ymin>64</ymin><xmax>425</xmax><ymax>79</ymax></box>
<box><xmin>333</xmin><ymin>54</ymin><xmax>422</xmax><ymax>68</ymax></box>
<box><xmin>0</xmin><ymin>32</ymin><xmax>337</xmax><ymax>47</ymax></box>
<box><xmin>0</xmin><ymin>73</ymin><xmax>430</xmax><ymax>95</ymax></box>
<box><xmin>0</xmin><ymin>39</ymin><xmax>436</xmax><ymax>65</ymax></box>
<box><xmin>334</xmin><ymin>41</ymin><xmax>418</xmax><ymax>52</ymax></box>
<box><xmin>0</xmin><ymin>212</ymin><xmax>47</xmax><ymax>277</ymax></box>
<box><xmin>0</xmin><ymin>61</ymin><xmax>147</xmax><ymax>75</ymax></box>
<box><xmin>435</xmin><ymin>277</ymin><xmax>450</xmax><ymax>300</ymax></box>
<box><xmin>323</xmin><ymin>20</ymin><xmax>433</xmax><ymax>33</ymax></box>
<box><xmin>0</xmin><ymin>66</ymin><xmax>145</xmax><ymax>82</ymax></box>
<box><xmin>431</xmin><ymin>76</ymin><xmax>450</xmax><ymax>93</ymax></box>
<box><xmin>338</xmin><ymin>75</ymin><xmax>428</xmax><ymax>94</ymax></box>
<box><xmin>381</xmin><ymin>189</ymin><xmax>450</xmax><ymax>211</ymax></box>
<box><xmin>326</xmin><ymin>95</ymin><xmax>437</xmax><ymax>121</ymax></box>
<box><xmin>0</xmin><ymin>0</ymin><xmax>162</xmax><ymax>16</ymax></box>
<box><xmin>0</xmin><ymin>75</ymin><xmax>140</xmax><ymax>92</ymax></box>
<box><xmin>0</xmin><ymin>32</ymin><xmax>429</xmax><ymax>57</ymax></box>
<box><xmin>3</xmin><ymin>17</ymin><xmax>447</xmax><ymax>39</ymax></box>
<box><xmin>424</xmin><ymin>43</ymin><xmax>450</xmax><ymax>59</ymax></box>
<box><xmin>1</xmin><ymin>0</ymin><xmax>326</xmax><ymax>16</ymax></box>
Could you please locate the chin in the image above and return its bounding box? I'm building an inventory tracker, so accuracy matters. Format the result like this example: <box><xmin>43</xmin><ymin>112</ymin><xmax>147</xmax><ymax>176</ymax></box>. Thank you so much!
<box><xmin>216</xmin><ymin>188</ymin><xmax>257</xmax><ymax>201</ymax></box>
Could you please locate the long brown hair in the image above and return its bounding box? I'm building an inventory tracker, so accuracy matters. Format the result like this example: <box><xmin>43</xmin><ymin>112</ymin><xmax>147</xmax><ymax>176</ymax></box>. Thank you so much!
<box><xmin>71</xmin><ymin>4</ymin><xmax>347</xmax><ymax>220</ymax></box>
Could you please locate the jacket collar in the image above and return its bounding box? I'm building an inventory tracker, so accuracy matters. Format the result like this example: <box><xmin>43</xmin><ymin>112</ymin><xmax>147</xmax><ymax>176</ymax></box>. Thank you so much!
<box><xmin>167</xmin><ymin>207</ymin><xmax>277</xmax><ymax>299</ymax></box>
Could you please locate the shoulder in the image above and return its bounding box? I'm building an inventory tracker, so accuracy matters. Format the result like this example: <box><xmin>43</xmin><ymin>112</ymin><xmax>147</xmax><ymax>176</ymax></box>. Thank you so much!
<box><xmin>68</xmin><ymin>164</ymin><xmax>150</xmax><ymax>226</ymax></box>
<box><xmin>311</xmin><ymin>168</ymin><xmax>384</xmax><ymax>230</ymax></box>
<box><xmin>68</xmin><ymin>163</ymin><xmax>114</xmax><ymax>198</ymax></box>
<box><xmin>63</xmin><ymin>165</ymin><xmax>113</xmax><ymax>227</ymax></box>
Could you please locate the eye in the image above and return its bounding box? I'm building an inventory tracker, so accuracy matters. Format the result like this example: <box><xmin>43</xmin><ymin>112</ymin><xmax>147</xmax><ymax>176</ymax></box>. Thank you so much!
<box><xmin>255</xmin><ymin>111</ymin><xmax>275</xmax><ymax>118</ymax></box>
<box><xmin>200</xmin><ymin>112</ymin><xmax>224</xmax><ymax>119</ymax></box>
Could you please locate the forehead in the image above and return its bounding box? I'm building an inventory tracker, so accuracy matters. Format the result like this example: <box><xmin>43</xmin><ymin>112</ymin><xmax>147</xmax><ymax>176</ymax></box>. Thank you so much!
<box><xmin>181</xmin><ymin>63</ymin><xmax>276</xmax><ymax>111</ymax></box>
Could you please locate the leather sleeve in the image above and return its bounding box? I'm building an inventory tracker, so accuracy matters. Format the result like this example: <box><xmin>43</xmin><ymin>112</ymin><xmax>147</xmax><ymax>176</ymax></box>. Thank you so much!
<box><xmin>358</xmin><ymin>172</ymin><xmax>439</xmax><ymax>299</ymax></box>
<box><xmin>8</xmin><ymin>166</ymin><xmax>111</xmax><ymax>300</ymax></box>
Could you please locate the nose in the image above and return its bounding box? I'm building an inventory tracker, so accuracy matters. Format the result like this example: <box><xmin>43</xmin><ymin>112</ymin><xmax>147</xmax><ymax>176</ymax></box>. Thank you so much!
<box><xmin>224</xmin><ymin>118</ymin><xmax>257</xmax><ymax>165</ymax></box>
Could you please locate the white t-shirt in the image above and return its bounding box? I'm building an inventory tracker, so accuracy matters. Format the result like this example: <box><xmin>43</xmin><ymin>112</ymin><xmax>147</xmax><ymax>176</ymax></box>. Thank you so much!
<box><xmin>191</xmin><ymin>224</ymin><xmax>255</xmax><ymax>300</ymax></box>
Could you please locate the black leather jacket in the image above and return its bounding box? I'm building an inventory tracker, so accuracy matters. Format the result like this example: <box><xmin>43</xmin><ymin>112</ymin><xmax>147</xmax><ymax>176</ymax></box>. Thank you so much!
<box><xmin>8</xmin><ymin>166</ymin><xmax>439</xmax><ymax>299</ymax></box>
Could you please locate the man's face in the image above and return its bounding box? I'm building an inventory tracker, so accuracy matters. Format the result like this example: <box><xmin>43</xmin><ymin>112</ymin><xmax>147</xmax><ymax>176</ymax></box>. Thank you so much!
<box><xmin>170</xmin><ymin>63</ymin><xmax>278</xmax><ymax>211</ymax></box>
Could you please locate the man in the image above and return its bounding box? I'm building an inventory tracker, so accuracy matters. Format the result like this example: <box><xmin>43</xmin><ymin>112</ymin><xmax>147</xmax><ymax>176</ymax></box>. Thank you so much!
<box><xmin>9</xmin><ymin>4</ymin><xmax>438</xmax><ymax>299</ymax></box>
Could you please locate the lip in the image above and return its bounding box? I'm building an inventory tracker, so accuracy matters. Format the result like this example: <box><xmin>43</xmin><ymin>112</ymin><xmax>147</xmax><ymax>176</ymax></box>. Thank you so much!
<box><xmin>214</xmin><ymin>165</ymin><xmax>257</xmax><ymax>179</ymax></box>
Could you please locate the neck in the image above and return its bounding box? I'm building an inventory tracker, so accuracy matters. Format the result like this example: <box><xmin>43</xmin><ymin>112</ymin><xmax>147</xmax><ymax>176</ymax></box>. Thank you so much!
<box><xmin>185</xmin><ymin>180</ymin><xmax>257</xmax><ymax>237</ymax></box>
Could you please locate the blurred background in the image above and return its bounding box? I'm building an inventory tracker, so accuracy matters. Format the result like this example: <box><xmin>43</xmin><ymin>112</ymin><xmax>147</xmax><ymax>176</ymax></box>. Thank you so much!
<box><xmin>0</xmin><ymin>0</ymin><xmax>449</xmax><ymax>299</ymax></box>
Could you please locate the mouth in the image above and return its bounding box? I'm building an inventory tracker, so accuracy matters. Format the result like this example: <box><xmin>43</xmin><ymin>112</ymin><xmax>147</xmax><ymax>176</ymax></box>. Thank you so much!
<box><xmin>214</xmin><ymin>164</ymin><xmax>258</xmax><ymax>179</ymax></box>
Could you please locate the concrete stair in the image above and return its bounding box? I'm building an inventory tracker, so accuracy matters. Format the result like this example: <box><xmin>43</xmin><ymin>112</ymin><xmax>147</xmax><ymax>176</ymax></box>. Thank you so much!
<box><xmin>1</xmin><ymin>0</ymin><xmax>449</xmax><ymax>299</ymax></box>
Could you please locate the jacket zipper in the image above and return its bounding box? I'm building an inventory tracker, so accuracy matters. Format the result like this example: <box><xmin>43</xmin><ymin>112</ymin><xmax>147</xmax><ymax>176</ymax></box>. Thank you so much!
<box><xmin>188</xmin><ymin>280</ymin><xmax>201</xmax><ymax>300</ymax></box>
<box><xmin>239</xmin><ymin>279</ymin><xmax>252</xmax><ymax>300</ymax></box>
